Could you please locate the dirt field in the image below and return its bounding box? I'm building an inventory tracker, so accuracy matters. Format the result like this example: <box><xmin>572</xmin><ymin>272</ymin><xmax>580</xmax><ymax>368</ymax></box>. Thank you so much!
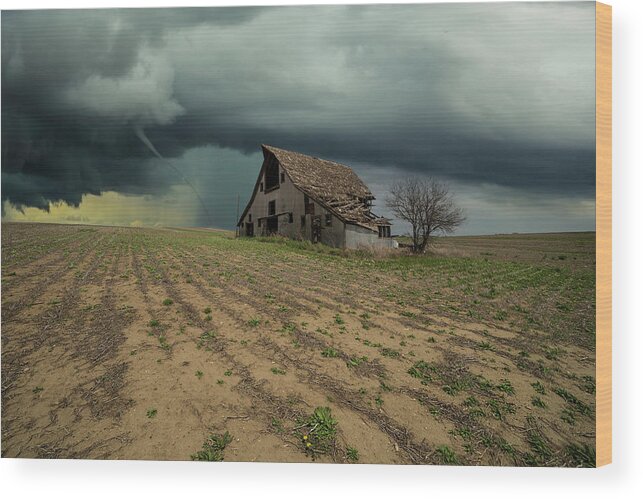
<box><xmin>1</xmin><ymin>223</ymin><xmax>596</xmax><ymax>466</ymax></box>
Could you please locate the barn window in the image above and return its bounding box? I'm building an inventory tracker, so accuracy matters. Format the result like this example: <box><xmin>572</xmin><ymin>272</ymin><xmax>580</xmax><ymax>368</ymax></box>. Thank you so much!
<box><xmin>281</xmin><ymin>172</ymin><xmax>285</xmax><ymax>183</ymax></box>
<box><xmin>378</xmin><ymin>225</ymin><xmax>391</xmax><ymax>238</ymax></box>
<box><xmin>304</xmin><ymin>194</ymin><xmax>314</xmax><ymax>215</ymax></box>
<box><xmin>260</xmin><ymin>182</ymin><xmax>264</xmax><ymax>192</ymax></box>
<box><xmin>258</xmin><ymin>219</ymin><xmax>262</xmax><ymax>227</ymax></box>
<box><xmin>325</xmin><ymin>213</ymin><xmax>332</xmax><ymax>227</ymax></box>
<box><xmin>301</xmin><ymin>215</ymin><xmax>306</xmax><ymax>228</ymax></box>
<box><xmin>248</xmin><ymin>214</ymin><xmax>252</xmax><ymax>222</ymax></box>
<box><xmin>265</xmin><ymin>157</ymin><xmax>280</xmax><ymax>191</ymax></box>
<box><xmin>288</xmin><ymin>213</ymin><xmax>293</xmax><ymax>223</ymax></box>
<box><xmin>268</xmin><ymin>200</ymin><xmax>276</xmax><ymax>216</ymax></box>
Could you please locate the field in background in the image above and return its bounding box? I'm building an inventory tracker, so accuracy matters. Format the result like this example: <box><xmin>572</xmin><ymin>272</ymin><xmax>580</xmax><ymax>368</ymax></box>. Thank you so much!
<box><xmin>1</xmin><ymin>223</ymin><xmax>596</xmax><ymax>465</ymax></box>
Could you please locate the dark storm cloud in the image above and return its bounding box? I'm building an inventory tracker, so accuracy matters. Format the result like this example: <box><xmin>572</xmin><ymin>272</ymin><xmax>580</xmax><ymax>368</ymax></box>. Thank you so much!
<box><xmin>2</xmin><ymin>3</ymin><xmax>595</xmax><ymax>225</ymax></box>
<box><xmin>1</xmin><ymin>7</ymin><xmax>261</xmax><ymax>211</ymax></box>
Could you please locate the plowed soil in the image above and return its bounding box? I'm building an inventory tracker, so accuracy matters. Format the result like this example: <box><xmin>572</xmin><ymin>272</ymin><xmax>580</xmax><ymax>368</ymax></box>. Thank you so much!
<box><xmin>1</xmin><ymin>223</ymin><xmax>596</xmax><ymax>466</ymax></box>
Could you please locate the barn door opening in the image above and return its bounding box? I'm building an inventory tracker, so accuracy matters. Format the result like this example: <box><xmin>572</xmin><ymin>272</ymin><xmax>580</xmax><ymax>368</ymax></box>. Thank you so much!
<box><xmin>245</xmin><ymin>222</ymin><xmax>254</xmax><ymax>237</ymax></box>
<box><xmin>311</xmin><ymin>215</ymin><xmax>321</xmax><ymax>244</ymax></box>
<box><xmin>266</xmin><ymin>216</ymin><xmax>278</xmax><ymax>235</ymax></box>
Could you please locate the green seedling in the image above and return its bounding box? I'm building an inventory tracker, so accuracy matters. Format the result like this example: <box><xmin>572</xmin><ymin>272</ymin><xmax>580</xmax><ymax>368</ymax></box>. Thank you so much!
<box><xmin>191</xmin><ymin>432</ymin><xmax>233</xmax><ymax>461</ymax></box>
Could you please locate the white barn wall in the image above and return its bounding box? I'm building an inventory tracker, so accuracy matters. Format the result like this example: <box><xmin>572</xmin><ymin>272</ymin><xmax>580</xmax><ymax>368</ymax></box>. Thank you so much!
<box><xmin>345</xmin><ymin>224</ymin><xmax>397</xmax><ymax>249</ymax></box>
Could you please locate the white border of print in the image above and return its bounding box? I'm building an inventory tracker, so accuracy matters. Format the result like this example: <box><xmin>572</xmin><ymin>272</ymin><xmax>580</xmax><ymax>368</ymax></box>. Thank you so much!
<box><xmin>0</xmin><ymin>1</ymin><xmax>641</xmax><ymax>498</ymax></box>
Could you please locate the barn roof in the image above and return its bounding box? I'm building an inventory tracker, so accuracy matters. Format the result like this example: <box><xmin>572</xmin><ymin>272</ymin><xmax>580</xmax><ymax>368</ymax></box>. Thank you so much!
<box><xmin>261</xmin><ymin>145</ymin><xmax>390</xmax><ymax>230</ymax></box>
<box><xmin>262</xmin><ymin>145</ymin><xmax>373</xmax><ymax>200</ymax></box>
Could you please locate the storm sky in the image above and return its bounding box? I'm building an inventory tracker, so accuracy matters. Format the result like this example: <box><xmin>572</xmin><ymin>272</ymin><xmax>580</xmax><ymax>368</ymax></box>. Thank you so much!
<box><xmin>1</xmin><ymin>2</ymin><xmax>596</xmax><ymax>235</ymax></box>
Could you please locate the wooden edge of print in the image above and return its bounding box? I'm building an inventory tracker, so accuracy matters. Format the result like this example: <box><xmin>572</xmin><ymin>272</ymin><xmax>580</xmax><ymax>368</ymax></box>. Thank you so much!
<box><xmin>595</xmin><ymin>1</ymin><xmax>612</xmax><ymax>468</ymax></box>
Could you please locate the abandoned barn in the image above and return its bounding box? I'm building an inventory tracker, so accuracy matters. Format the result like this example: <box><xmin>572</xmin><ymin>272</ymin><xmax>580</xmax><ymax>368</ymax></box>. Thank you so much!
<box><xmin>237</xmin><ymin>145</ymin><xmax>396</xmax><ymax>249</ymax></box>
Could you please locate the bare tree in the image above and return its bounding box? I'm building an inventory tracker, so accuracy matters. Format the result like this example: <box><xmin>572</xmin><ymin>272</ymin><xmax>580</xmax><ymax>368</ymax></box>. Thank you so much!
<box><xmin>386</xmin><ymin>178</ymin><xmax>465</xmax><ymax>253</ymax></box>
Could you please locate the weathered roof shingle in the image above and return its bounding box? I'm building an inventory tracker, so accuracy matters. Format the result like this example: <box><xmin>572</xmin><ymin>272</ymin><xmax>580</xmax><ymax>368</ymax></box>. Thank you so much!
<box><xmin>262</xmin><ymin>145</ymin><xmax>389</xmax><ymax>231</ymax></box>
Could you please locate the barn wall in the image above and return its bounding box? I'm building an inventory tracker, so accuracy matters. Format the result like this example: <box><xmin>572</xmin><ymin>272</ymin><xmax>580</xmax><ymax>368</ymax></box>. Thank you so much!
<box><xmin>240</xmin><ymin>162</ymin><xmax>304</xmax><ymax>238</ymax></box>
<box><xmin>282</xmin><ymin>196</ymin><xmax>345</xmax><ymax>247</ymax></box>
<box><xmin>317</xmin><ymin>206</ymin><xmax>346</xmax><ymax>248</ymax></box>
<box><xmin>345</xmin><ymin>224</ymin><xmax>396</xmax><ymax>250</ymax></box>
<box><xmin>272</xmin><ymin>172</ymin><xmax>306</xmax><ymax>238</ymax></box>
